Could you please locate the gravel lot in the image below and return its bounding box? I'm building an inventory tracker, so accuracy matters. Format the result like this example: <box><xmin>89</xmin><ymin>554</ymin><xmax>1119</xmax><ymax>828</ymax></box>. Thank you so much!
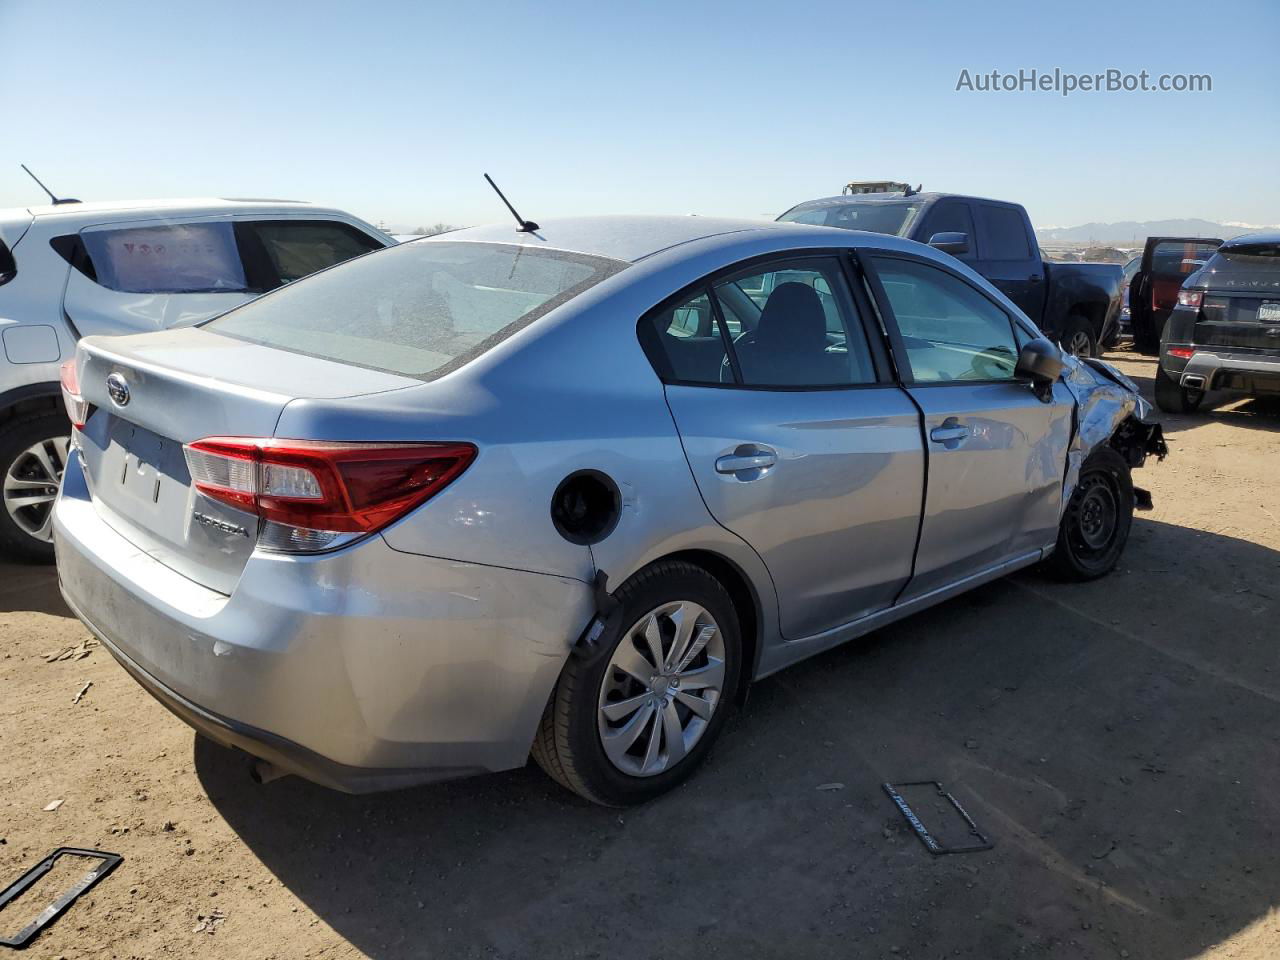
<box><xmin>2</xmin><ymin>353</ymin><xmax>1278</xmax><ymax>960</ymax></box>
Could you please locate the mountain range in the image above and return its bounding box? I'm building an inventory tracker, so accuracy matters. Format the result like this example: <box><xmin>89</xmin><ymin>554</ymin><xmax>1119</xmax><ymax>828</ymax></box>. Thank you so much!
<box><xmin>1036</xmin><ymin>218</ymin><xmax>1279</xmax><ymax>247</ymax></box>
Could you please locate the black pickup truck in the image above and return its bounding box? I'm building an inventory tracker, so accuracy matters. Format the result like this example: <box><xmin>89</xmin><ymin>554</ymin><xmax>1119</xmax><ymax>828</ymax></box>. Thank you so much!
<box><xmin>779</xmin><ymin>191</ymin><xmax>1123</xmax><ymax>356</ymax></box>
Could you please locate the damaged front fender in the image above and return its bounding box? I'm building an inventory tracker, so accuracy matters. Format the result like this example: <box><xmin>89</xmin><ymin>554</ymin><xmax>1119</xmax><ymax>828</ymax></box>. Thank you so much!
<box><xmin>1057</xmin><ymin>355</ymin><xmax>1167</xmax><ymax>514</ymax></box>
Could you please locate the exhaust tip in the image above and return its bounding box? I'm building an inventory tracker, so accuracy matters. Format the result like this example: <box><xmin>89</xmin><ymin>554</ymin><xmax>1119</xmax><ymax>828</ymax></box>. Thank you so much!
<box><xmin>1181</xmin><ymin>374</ymin><xmax>1207</xmax><ymax>390</ymax></box>
<box><xmin>249</xmin><ymin>759</ymin><xmax>289</xmax><ymax>785</ymax></box>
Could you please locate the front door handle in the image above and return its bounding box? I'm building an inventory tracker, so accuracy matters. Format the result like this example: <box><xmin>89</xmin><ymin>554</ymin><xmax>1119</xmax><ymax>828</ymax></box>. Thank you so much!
<box><xmin>930</xmin><ymin>420</ymin><xmax>969</xmax><ymax>447</ymax></box>
<box><xmin>715</xmin><ymin>445</ymin><xmax>777</xmax><ymax>478</ymax></box>
<box><xmin>1028</xmin><ymin>274</ymin><xmax>1043</xmax><ymax>283</ymax></box>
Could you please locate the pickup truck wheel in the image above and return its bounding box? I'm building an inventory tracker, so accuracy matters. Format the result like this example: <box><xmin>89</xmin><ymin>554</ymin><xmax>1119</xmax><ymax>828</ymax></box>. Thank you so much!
<box><xmin>531</xmin><ymin>560</ymin><xmax>741</xmax><ymax>806</ymax></box>
<box><xmin>1154</xmin><ymin>363</ymin><xmax>1204</xmax><ymax>414</ymax></box>
<box><xmin>1049</xmin><ymin>447</ymin><xmax>1133</xmax><ymax>581</ymax></box>
<box><xmin>1062</xmin><ymin>315</ymin><xmax>1098</xmax><ymax>358</ymax></box>
<box><xmin>0</xmin><ymin>412</ymin><xmax>71</xmax><ymax>564</ymax></box>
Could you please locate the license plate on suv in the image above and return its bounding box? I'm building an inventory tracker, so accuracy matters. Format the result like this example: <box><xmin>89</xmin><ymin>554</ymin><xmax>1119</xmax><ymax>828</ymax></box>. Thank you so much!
<box><xmin>1259</xmin><ymin>301</ymin><xmax>1280</xmax><ymax>322</ymax></box>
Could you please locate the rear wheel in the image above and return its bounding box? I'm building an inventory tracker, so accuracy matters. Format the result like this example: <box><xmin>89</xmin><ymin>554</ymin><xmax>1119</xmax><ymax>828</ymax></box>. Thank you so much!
<box><xmin>0</xmin><ymin>412</ymin><xmax>71</xmax><ymax>563</ymax></box>
<box><xmin>532</xmin><ymin>560</ymin><xmax>742</xmax><ymax>805</ymax></box>
<box><xmin>1153</xmin><ymin>363</ymin><xmax>1204</xmax><ymax>414</ymax></box>
<box><xmin>1049</xmin><ymin>447</ymin><xmax>1133</xmax><ymax>581</ymax></box>
<box><xmin>1061</xmin><ymin>314</ymin><xmax>1098</xmax><ymax>358</ymax></box>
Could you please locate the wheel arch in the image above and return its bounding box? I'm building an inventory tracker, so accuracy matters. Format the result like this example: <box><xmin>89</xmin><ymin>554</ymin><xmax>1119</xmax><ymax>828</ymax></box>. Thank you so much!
<box><xmin>0</xmin><ymin>382</ymin><xmax>63</xmax><ymax>427</ymax></box>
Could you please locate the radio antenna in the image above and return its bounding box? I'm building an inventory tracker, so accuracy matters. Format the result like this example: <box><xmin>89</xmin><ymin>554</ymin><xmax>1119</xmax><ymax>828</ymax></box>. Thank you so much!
<box><xmin>20</xmin><ymin>164</ymin><xmax>80</xmax><ymax>205</ymax></box>
<box><xmin>483</xmin><ymin>173</ymin><xmax>539</xmax><ymax>233</ymax></box>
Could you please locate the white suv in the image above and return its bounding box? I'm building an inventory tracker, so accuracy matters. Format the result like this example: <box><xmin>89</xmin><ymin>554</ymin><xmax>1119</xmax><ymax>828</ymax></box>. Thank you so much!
<box><xmin>0</xmin><ymin>198</ymin><xmax>392</xmax><ymax>560</ymax></box>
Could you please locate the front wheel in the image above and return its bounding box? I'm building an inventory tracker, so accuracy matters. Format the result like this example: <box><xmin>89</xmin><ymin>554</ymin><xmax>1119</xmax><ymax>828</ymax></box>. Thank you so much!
<box><xmin>0</xmin><ymin>412</ymin><xmax>72</xmax><ymax>563</ymax></box>
<box><xmin>1061</xmin><ymin>315</ymin><xmax>1098</xmax><ymax>358</ymax></box>
<box><xmin>1048</xmin><ymin>447</ymin><xmax>1134</xmax><ymax>581</ymax></box>
<box><xmin>531</xmin><ymin>560</ymin><xmax>742</xmax><ymax>805</ymax></box>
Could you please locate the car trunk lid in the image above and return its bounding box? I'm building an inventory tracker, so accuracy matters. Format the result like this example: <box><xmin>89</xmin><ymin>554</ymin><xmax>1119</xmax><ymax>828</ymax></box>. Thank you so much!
<box><xmin>72</xmin><ymin>328</ymin><xmax>418</xmax><ymax>593</ymax></box>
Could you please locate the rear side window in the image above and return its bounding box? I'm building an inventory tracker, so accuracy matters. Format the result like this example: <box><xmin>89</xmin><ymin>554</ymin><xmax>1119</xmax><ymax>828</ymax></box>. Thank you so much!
<box><xmin>976</xmin><ymin>205</ymin><xmax>1030</xmax><ymax>260</ymax></box>
<box><xmin>237</xmin><ymin>220</ymin><xmax>383</xmax><ymax>286</ymax></box>
<box><xmin>206</xmin><ymin>241</ymin><xmax>625</xmax><ymax>379</ymax></box>
<box><xmin>81</xmin><ymin>221</ymin><xmax>249</xmax><ymax>293</ymax></box>
<box><xmin>639</xmin><ymin>256</ymin><xmax>877</xmax><ymax>388</ymax></box>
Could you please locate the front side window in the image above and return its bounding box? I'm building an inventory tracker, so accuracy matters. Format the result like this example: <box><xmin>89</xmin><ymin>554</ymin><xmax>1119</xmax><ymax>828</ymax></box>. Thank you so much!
<box><xmin>976</xmin><ymin>205</ymin><xmax>1030</xmax><ymax>260</ymax></box>
<box><xmin>80</xmin><ymin>221</ymin><xmax>248</xmax><ymax>294</ymax></box>
<box><xmin>639</xmin><ymin>257</ymin><xmax>877</xmax><ymax>388</ymax></box>
<box><xmin>919</xmin><ymin>202</ymin><xmax>976</xmax><ymax>260</ymax></box>
<box><xmin>239</xmin><ymin>220</ymin><xmax>384</xmax><ymax>286</ymax></box>
<box><xmin>207</xmin><ymin>241</ymin><xmax>625</xmax><ymax>379</ymax></box>
<box><xmin>871</xmin><ymin>257</ymin><xmax>1019</xmax><ymax>383</ymax></box>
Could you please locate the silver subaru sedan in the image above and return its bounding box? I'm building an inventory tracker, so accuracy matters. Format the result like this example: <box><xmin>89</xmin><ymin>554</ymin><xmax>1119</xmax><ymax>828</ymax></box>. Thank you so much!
<box><xmin>53</xmin><ymin>216</ymin><xmax>1163</xmax><ymax>805</ymax></box>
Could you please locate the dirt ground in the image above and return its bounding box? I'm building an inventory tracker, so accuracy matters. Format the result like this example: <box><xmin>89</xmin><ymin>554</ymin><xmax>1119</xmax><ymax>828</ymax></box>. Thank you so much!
<box><xmin>2</xmin><ymin>352</ymin><xmax>1279</xmax><ymax>959</ymax></box>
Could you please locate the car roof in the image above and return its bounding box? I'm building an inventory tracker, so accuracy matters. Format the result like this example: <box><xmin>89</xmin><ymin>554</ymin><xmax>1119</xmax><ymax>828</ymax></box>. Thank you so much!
<box><xmin>1222</xmin><ymin>230</ymin><xmax>1280</xmax><ymax>248</ymax></box>
<box><xmin>783</xmin><ymin>192</ymin><xmax>1011</xmax><ymax>211</ymax></box>
<box><xmin>2</xmin><ymin>197</ymin><xmax>348</xmax><ymax>222</ymax></box>
<box><xmin>432</xmin><ymin>215</ymin><xmax>860</xmax><ymax>263</ymax></box>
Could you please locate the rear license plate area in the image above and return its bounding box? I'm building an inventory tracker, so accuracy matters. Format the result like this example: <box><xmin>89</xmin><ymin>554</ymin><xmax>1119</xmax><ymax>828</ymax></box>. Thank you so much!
<box><xmin>1258</xmin><ymin>301</ymin><xmax>1280</xmax><ymax>322</ymax></box>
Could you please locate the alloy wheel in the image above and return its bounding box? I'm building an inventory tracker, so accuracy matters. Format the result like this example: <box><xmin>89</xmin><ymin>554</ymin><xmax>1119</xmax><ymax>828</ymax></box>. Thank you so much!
<box><xmin>1067</xmin><ymin>329</ymin><xmax>1093</xmax><ymax>357</ymax></box>
<box><xmin>3</xmin><ymin>436</ymin><xmax>70</xmax><ymax>542</ymax></box>
<box><xmin>596</xmin><ymin>601</ymin><xmax>726</xmax><ymax>777</ymax></box>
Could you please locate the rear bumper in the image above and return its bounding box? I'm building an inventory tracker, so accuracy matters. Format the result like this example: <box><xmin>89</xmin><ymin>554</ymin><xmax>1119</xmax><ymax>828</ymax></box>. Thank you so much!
<box><xmin>53</xmin><ymin>451</ymin><xmax>594</xmax><ymax>793</ymax></box>
<box><xmin>1163</xmin><ymin>348</ymin><xmax>1280</xmax><ymax>394</ymax></box>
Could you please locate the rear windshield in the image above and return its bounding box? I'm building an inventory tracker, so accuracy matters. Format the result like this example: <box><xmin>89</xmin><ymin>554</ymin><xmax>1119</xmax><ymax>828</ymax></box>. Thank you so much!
<box><xmin>779</xmin><ymin>202</ymin><xmax>921</xmax><ymax>237</ymax></box>
<box><xmin>205</xmin><ymin>241</ymin><xmax>626</xmax><ymax>378</ymax></box>
<box><xmin>1209</xmin><ymin>242</ymin><xmax>1280</xmax><ymax>273</ymax></box>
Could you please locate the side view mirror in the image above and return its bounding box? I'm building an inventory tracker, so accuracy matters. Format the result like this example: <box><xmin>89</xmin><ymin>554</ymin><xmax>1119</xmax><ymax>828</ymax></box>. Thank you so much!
<box><xmin>1015</xmin><ymin>337</ymin><xmax>1064</xmax><ymax>400</ymax></box>
<box><xmin>928</xmin><ymin>231</ymin><xmax>969</xmax><ymax>255</ymax></box>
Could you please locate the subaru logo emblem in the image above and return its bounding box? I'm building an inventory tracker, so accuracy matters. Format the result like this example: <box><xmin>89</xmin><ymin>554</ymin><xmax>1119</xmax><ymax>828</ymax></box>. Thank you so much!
<box><xmin>106</xmin><ymin>373</ymin><xmax>130</xmax><ymax>406</ymax></box>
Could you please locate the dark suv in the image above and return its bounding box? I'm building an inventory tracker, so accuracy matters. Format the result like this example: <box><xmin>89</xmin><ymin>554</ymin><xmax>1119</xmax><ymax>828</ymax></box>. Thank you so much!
<box><xmin>1155</xmin><ymin>233</ymin><xmax>1280</xmax><ymax>413</ymax></box>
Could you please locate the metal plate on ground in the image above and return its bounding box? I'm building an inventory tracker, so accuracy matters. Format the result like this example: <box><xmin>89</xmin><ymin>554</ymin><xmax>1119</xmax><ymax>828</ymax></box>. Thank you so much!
<box><xmin>0</xmin><ymin>847</ymin><xmax>122</xmax><ymax>948</ymax></box>
<box><xmin>883</xmin><ymin>781</ymin><xmax>993</xmax><ymax>855</ymax></box>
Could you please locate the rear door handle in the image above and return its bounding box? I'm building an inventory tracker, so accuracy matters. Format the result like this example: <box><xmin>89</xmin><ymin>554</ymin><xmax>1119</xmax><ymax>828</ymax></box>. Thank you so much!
<box><xmin>715</xmin><ymin>446</ymin><xmax>777</xmax><ymax>477</ymax></box>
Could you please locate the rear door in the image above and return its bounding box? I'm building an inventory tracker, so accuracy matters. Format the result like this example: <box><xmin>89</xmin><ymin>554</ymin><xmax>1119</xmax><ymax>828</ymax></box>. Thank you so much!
<box><xmin>644</xmin><ymin>253</ymin><xmax>925</xmax><ymax>640</ymax></box>
<box><xmin>972</xmin><ymin>203</ymin><xmax>1046</xmax><ymax>322</ymax></box>
<box><xmin>1130</xmin><ymin>236</ymin><xmax>1222</xmax><ymax>349</ymax></box>
<box><xmin>862</xmin><ymin>251</ymin><xmax>1073</xmax><ymax>600</ymax></box>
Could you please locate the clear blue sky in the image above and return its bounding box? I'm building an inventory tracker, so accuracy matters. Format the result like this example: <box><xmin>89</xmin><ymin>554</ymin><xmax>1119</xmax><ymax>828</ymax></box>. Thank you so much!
<box><xmin>2</xmin><ymin>0</ymin><xmax>1277</xmax><ymax>231</ymax></box>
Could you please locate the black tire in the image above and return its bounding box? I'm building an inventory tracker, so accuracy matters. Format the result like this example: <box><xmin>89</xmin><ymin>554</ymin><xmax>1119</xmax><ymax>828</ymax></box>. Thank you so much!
<box><xmin>531</xmin><ymin>559</ymin><xmax>742</xmax><ymax>806</ymax></box>
<box><xmin>1061</xmin><ymin>314</ymin><xmax>1098</xmax><ymax>358</ymax></box>
<box><xmin>1049</xmin><ymin>447</ymin><xmax>1133</xmax><ymax>581</ymax></box>
<box><xmin>0</xmin><ymin>411</ymin><xmax>71</xmax><ymax>564</ymax></box>
<box><xmin>1153</xmin><ymin>362</ymin><xmax>1204</xmax><ymax>414</ymax></box>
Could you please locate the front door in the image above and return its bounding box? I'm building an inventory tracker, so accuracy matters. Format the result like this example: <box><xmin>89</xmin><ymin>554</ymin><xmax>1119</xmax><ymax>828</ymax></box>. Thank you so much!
<box><xmin>864</xmin><ymin>252</ymin><xmax>1072</xmax><ymax>599</ymax></box>
<box><xmin>642</xmin><ymin>254</ymin><xmax>925</xmax><ymax>639</ymax></box>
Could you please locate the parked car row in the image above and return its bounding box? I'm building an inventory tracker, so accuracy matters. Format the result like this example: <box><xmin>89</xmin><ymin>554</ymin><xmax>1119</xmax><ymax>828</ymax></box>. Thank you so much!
<box><xmin>47</xmin><ymin>210</ymin><xmax>1166</xmax><ymax>804</ymax></box>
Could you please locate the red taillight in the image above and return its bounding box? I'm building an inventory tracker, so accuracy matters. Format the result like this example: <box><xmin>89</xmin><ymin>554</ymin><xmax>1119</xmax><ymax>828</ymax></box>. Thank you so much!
<box><xmin>59</xmin><ymin>359</ymin><xmax>89</xmax><ymax>429</ymax></box>
<box><xmin>1177</xmin><ymin>289</ymin><xmax>1203</xmax><ymax>309</ymax></box>
<box><xmin>183</xmin><ymin>438</ymin><xmax>476</xmax><ymax>549</ymax></box>
<box><xmin>1167</xmin><ymin>346</ymin><xmax>1194</xmax><ymax>359</ymax></box>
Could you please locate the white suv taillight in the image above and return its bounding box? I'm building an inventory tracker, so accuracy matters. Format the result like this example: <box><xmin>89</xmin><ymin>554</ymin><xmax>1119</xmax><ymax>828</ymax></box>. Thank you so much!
<box><xmin>183</xmin><ymin>438</ymin><xmax>477</xmax><ymax>553</ymax></box>
<box><xmin>59</xmin><ymin>360</ymin><xmax>89</xmax><ymax>429</ymax></box>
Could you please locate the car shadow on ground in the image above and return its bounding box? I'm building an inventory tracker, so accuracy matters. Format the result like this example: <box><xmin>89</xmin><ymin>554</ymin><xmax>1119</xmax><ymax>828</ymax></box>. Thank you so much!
<box><xmin>1115</xmin><ymin>355</ymin><xmax>1280</xmax><ymax>435</ymax></box>
<box><xmin>195</xmin><ymin>515</ymin><xmax>1280</xmax><ymax>959</ymax></box>
<box><xmin>0</xmin><ymin>560</ymin><xmax>71</xmax><ymax>616</ymax></box>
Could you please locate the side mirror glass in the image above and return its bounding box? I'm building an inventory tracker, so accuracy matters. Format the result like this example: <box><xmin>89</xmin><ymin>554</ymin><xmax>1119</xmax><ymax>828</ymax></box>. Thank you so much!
<box><xmin>928</xmin><ymin>231</ymin><xmax>969</xmax><ymax>255</ymax></box>
<box><xmin>1015</xmin><ymin>337</ymin><xmax>1064</xmax><ymax>399</ymax></box>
